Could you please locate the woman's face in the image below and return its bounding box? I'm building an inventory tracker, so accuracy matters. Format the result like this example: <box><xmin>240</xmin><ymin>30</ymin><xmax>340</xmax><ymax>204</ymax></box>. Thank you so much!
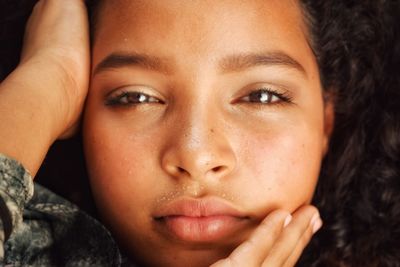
<box><xmin>83</xmin><ymin>0</ymin><xmax>333</xmax><ymax>266</ymax></box>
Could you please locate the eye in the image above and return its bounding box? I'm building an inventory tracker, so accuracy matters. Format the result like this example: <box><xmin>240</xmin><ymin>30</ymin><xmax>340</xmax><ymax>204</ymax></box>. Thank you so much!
<box><xmin>240</xmin><ymin>88</ymin><xmax>292</xmax><ymax>104</ymax></box>
<box><xmin>105</xmin><ymin>91</ymin><xmax>163</xmax><ymax>106</ymax></box>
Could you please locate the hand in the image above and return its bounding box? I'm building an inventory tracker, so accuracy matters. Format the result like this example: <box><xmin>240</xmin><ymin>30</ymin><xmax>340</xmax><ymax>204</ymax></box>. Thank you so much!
<box><xmin>0</xmin><ymin>0</ymin><xmax>89</xmax><ymax>175</ymax></box>
<box><xmin>210</xmin><ymin>206</ymin><xmax>322</xmax><ymax>267</ymax></box>
<box><xmin>20</xmin><ymin>0</ymin><xmax>90</xmax><ymax>138</ymax></box>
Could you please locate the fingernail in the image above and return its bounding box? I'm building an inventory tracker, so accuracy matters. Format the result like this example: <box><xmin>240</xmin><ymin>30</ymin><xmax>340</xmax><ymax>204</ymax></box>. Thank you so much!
<box><xmin>310</xmin><ymin>213</ymin><xmax>323</xmax><ymax>233</ymax></box>
<box><xmin>283</xmin><ymin>214</ymin><xmax>292</xmax><ymax>227</ymax></box>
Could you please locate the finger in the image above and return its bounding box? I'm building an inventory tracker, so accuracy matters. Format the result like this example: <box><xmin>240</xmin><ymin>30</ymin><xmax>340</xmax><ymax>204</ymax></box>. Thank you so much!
<box><xmin>261</xmin><ymin>205</ymin><xmax>321</xmax><ymax>267</ymax></box>
<box><xmin>211</xmin><ymin>210</ymin><xmax>292</xmax><ymax>267</ymax></box>
<box><xmin>283</xmin><ymin>213</ymin><xmax>322</xmax><ymax>267</ymax></box>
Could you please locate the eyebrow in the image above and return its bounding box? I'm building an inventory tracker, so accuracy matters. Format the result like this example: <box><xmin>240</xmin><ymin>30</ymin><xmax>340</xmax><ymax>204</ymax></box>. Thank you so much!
<box><xmin>219</xmin><ymin>52</ymin><xmax>306</xmax><ymax>75</ymax></box>
<box><xmin>93</xmin><ymin>53</ymin><xmax>172</xmax><ymax>76</ymax></box>
<box><xmin>93</xmin><ymin>51</ymin><xmax>306</xmax><ymax>77</ymax></box>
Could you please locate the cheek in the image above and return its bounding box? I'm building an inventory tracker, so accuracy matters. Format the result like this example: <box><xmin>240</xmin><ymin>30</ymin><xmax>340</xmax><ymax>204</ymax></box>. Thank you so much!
<box><xmin>233</xmin><ymin>124</ymin><xmax>322</xmax><ymax>215</ymax></box>
<box><xmin>83</xmin><ymin>117</ymin><xmax>163</xmax><ymax>216</ymax></box>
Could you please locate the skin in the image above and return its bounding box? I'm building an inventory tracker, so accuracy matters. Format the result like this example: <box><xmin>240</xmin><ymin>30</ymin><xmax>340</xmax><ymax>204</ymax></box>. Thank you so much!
<box><xmin>83</xmin><ymin>0</ymin><xmax>333</xmax><ymax>266</ymax></box>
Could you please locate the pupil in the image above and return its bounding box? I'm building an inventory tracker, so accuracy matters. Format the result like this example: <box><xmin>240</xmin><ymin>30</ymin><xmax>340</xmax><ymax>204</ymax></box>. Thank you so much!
<box><xmin>127</xmin><ymin>93</ymin><xmax>147</xmax><ymax>103</ymax></box>
<box><xmin>250</xmin><ymin>91</ymin><xmax>270</xmax><ymax>103</ymax></box>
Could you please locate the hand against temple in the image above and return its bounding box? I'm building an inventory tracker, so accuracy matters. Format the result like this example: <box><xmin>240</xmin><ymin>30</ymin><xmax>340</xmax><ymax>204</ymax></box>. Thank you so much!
<box><xmin>21</xmin><ymin>0</ymin><xmax>90</xmax><ymax>138</ymax></box>
<box><xmin>210</xmin><ymin>206</ymin><xmax>322</xmax><ymax>267</ymax></box>
<box><xmin>0</xmin><ymin>0</ymin><xmax>89</xmax><ymax>175</ymax></box>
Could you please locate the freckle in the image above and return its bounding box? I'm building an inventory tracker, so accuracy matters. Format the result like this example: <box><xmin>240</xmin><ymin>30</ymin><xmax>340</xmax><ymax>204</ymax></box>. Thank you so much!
<box><xmin>210</xmin><ymin>128</ymin><xmax>214</xmax><ymax>133</ymax></box>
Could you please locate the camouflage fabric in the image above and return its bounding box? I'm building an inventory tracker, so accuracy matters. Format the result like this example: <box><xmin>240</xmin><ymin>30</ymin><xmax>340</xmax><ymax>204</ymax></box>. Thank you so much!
<box><xmin>0</xmin><ymin>154</ymin><xmax>136</xmax><ymax>266</ymax></box>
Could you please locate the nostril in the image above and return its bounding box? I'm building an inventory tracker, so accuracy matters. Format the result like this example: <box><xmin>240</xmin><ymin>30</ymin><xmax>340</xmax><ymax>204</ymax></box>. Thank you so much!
<box><xmin>211</xmin><ymin>166</ymin><xmax>224</xmax><ymax>173</ymax></box>
<box><xmin>177</xmin><ymin>167</ymin><xmax>187</xmax><ymax>173</ymax></box>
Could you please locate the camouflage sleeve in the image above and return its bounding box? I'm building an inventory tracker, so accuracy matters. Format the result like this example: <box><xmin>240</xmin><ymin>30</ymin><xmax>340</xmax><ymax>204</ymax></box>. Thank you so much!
<box><xmin>0</xmin><ymin>154</ymin><xmax>34</xmax><ymax>259</ymax></box>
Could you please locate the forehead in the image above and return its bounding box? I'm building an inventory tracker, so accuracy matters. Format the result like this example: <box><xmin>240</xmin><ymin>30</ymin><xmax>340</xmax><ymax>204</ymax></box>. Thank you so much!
<box><xmin>96</xmin><ymin>0</ymin><xmax>302</xmax><ymax>19</ymax></box>
<box><xmin>96</xmin><ymin>0</ymin><xmax>305</xmax><ymax>43</ymax></box>
<box><xmin>92</xmin><ymin>0</ymin><xmax>314</xmax><ymax>75</ymax></box>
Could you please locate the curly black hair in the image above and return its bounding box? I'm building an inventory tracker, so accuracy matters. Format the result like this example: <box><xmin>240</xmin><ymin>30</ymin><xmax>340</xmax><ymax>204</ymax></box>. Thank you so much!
<box><xmin>298</xmin><ymin>1</ymin><xmax>400</xmax><ymax>266</ymax></box>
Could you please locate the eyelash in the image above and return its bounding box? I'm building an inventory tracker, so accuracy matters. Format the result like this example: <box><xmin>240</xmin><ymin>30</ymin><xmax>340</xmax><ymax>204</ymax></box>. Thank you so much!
<box><xmin>104</xmin><ymin>87</ymin><xmax>292</xmax><ymax>107</ymax></box>
<box><xmin>105</xmin><ymin>90</ymin><xmax>163</xmax><ymax>106</ymax></box>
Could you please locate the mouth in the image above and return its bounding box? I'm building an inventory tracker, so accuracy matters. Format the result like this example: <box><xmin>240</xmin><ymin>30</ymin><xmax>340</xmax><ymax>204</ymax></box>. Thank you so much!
<box><xmin>153</xmin><ymin>197</ymin><xmax>249</xmax><ymax>243</ymax></box>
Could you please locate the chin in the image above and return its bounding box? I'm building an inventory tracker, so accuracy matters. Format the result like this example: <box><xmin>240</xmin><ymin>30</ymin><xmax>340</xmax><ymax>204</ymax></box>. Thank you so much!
<box><xmin>118</xmin><ymin>235</ymin><xmax>238</xmax><ymax>267</ymax></box>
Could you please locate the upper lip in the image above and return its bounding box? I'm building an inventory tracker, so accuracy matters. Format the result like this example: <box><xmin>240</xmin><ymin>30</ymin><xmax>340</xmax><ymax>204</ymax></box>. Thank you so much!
<box><xmin>153</xmin><ymin>197</ymin><xmax>246</xmax><ymax>218</ymax></box>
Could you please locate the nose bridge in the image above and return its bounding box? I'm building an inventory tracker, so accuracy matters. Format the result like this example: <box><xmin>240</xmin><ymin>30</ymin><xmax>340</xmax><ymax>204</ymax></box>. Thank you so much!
<box><xmin>181</xmin><ymin>100</ymin><xmax>216</xmax><ymax>151</ymax></box>
<box><xmin>161</xmin><ymin>94</ymin><xmax>236</xmax><ymax>180</ymax></box>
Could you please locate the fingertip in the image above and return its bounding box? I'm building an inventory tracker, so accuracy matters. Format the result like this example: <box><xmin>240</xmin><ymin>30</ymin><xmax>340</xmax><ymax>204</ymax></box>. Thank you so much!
<box><xmin>311</xmin><ymin>217</ymin><xmax>323</xmax><ymax>234</ymax></box>
<box><xmin>283</xmin><ymin>214</ymin><xmax>292</xmax><ymax>228</ymax></box>
<box><xmin>310</xmin><ymin>211</ymin><xmax>323</xmax><ymax>234</ymax></box>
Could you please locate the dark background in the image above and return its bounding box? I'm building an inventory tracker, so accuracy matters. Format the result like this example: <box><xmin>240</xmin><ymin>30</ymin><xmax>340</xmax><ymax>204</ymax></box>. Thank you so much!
<box><xmin>0</xmin><ymin>0</ymin><xmax>97</xmax><ymax>215</ymax></box>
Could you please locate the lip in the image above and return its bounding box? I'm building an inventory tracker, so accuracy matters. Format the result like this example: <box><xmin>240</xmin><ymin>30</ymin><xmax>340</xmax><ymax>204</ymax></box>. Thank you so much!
<box><xmin>153</xmin><ymin>197</ymin><xmax>249</xmax><ymax>243</ymax></box>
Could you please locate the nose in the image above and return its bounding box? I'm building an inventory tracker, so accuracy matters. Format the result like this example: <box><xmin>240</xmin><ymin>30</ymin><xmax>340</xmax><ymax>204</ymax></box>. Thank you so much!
<box><xmin>160</xmin><ymin>109</ymin><xmax>237</xmax><ymax>181</ymax></box>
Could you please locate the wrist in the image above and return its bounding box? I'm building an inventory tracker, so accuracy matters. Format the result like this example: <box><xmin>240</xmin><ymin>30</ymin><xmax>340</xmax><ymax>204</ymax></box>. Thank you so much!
<box><xmin>17</xmin><ymin>58</ymin><xmax>83</xmax><ymax>139</ymax></box>
<box><xmin>0</xmin><ymin>62</ymin><xmax>74</xmax><ymax>175</ymax></box>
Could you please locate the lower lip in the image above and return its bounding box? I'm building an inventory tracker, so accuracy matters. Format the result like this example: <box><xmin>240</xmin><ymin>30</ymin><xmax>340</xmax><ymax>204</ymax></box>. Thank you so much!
<box><xmin>157</xmin><ymin>215</ymin><xmax>246</xmax><ymax>242</ymax></box>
